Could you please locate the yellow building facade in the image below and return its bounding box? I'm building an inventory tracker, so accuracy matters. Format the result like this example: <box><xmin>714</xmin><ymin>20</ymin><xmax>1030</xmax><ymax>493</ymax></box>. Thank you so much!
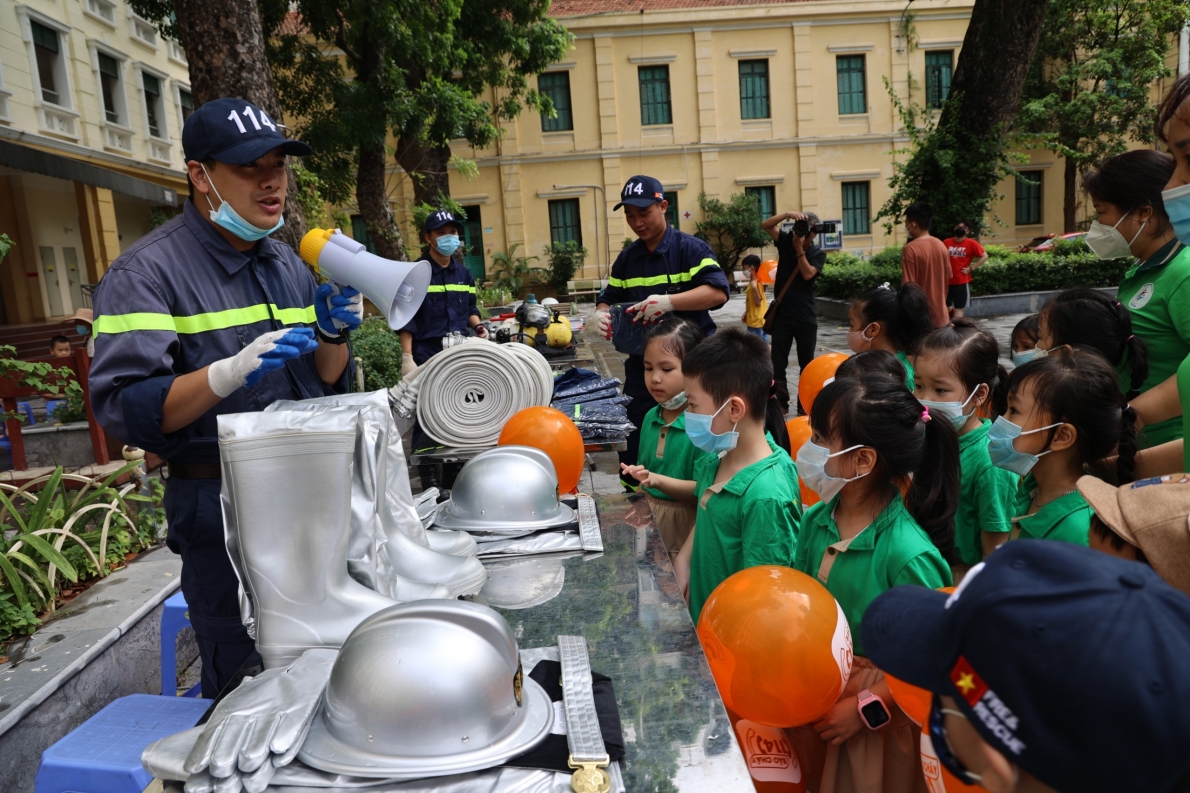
<box><xmin>377</xmin><ymin>0</ymin><xmax>1152</xmax><ymax>284</ymax></box>
<box><xmin>0</xmin><ymin>0</ymin><xmax>188</xmax><ymax>325</ymax></box>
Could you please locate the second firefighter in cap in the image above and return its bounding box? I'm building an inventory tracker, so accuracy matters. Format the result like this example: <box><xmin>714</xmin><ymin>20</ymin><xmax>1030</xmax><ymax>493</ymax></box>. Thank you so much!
<box><xmin>399</xmin><ymin>209</ymin><xmax>487</xmax><ymax>489</ymax></box>
<box><xmin>596</xmin><ymin>175</ymin><xmax>730</xmax><ymax>490</ymax></box>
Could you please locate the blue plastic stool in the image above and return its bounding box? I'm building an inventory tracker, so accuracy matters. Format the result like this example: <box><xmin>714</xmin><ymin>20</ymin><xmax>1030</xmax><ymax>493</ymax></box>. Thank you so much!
<box><xmin>46</xmin><ymin>399</ymin><xmax>64</xmax><ymax>420</ymax></box>
<box><xmin>17</xmin><ymin>401</ymin><xmax>35</xmax><ymax>426</ymax></box>
<box><xmin>161</xmin><ymin>590</ymin><xmax>200</xmax><ymax>697</ymax></box>
<box><xmin>35</xmin><ymin>693</ymin><xmax>210</xmax><ymax>793</ymax></box>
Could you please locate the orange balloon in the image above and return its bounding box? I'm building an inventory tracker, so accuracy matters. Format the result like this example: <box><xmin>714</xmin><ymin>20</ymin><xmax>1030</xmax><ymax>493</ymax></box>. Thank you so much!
<box><xmin>732</xmin><ymin>715</ymin><xmax>808</xmax><ymax>792</ymax></box>
<box><xmin>497</xmin><ymin>406</ymin><xmax>585</xmax><ymax>494</ymax></box>
<box><xmin>759</xmin><ymin>259</ymin><xmax>778</xmax><ymax>285</ymax></box>
<box><xmin>698</xmin><ymin>566</ymin><xmax>853</xmax><ymax>728</ymax></box>
<box><xmin>798</xmin><ymin>353</ymin><xmax>849</xmax><ymax>414</ymax></box>
<box><xmin>921</xmin><ymin>723</ymin><xmax>990</xmax><ymax>793</ymax></box>
<box><xmin>785</xmin><ymin>416</ymin><xmax>819</xmax><ymax>508</ymax></box>
<box><xmin>885</xmin><ymin>673</ymin><xmax>931</xmax><ymax>726</ymax></box>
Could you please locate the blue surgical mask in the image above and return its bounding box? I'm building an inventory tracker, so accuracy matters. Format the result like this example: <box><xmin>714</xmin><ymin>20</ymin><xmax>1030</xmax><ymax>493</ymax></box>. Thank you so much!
<box><xmin>435</xmin><ymin>234</ymin><xmax>461</xmax><ymax>256</ymax></box>
<box><xmin>987</xmin><ymin>415</ymin><xmax>1062</xmax><ymax>477</ymax></box>
<box><xmin>200</xmin><ymin>163</ymin><xmax>284</xmax><ymax>242</ymax></box>
<box><xmin>1163</xmin><ymin>184</ymin><xmax>1190</xmax><ymax>246</ymax></box>
<box><xmin>919</xmin><ymin>388</ymin><xmax>981</xmax><ymax>431</ymax></box>
<box><xmin>75</xmin><ymin>324</ymin><xmax>90</xmax><ymax>337</ymax></box>
<box><xmin>796</xmin><ymin>441</ymin><xmax>867</xmax><ymax>503</ymax></box>
<box><xmin>1010</xmin><ymin>349</ymin><xmax>1035</xmax><ymax>367</ymax></box>
<box><xmin>685</xmin><ymin>400</ymin><xmax>739</xmax><ymax>458</ymax></box>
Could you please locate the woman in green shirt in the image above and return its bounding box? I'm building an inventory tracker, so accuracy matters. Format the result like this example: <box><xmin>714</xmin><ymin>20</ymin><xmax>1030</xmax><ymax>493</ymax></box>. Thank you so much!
<box><xmin>845</xmin><ymin>283</ymin><xmax>934</xmax><ymax>391</ymax></box>
<box><xmin>789</xmin><ymin>375</ymin><xmax>953</xmax><ymax>791</ymax></box>
<box><xmin>1082</xmin><ymin>150</ymin><xmax>1186</xmax><ymax>448</ymax></box>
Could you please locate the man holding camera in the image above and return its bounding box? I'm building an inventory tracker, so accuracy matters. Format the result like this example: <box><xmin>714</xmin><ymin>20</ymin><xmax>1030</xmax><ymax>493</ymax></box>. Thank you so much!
<box><xmin>763</xmin><ymin>210</ymin><xmax>828</xmax><ymax>414</ymax></box>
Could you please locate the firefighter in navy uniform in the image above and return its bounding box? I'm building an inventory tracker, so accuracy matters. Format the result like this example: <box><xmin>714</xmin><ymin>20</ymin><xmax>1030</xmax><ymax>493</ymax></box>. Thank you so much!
<box><xmin>595</xmin><ymin>175</ymin><xmax>730</xmax><ymax>490</ymax></box>
<box><xmin>398</xmin><ymin>210</ymin><xmax>488</xmax><ymax>489</ymax></box>
<box><xmin>89</xmin><ymin>98</ymin><xmax>361</xmax><ymax>698</ymax></box>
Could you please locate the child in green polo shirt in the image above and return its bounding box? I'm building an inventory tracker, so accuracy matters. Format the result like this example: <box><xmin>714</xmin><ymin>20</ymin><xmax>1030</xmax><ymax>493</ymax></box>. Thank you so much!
<box><xmin>619</xmin><ymin>318</ymin><xmax>706</xmax><ymax>560</ymax></box>
<box><xmin>845</xmin><ymin>282</ymin><xmax>934</xmax><ymax>391</ymax></box>
<box><xmin>670</xmin><ymin>328</ymin><xmax>799</xmax><ymax>623</ymax></box>
<box><xmin>788</xmin><ymin>375</ymin><xmax>953</xmax><ymax>790</ymax></box>
<box><xmin>991</xmin><ymin>351</ymin><xmax>1139</xmax><ymax>545</ymax></box>
<box><xmin>914</xmin><ymin>318</ymin><xmax>1017</xmax><ymax>571</ymax></box>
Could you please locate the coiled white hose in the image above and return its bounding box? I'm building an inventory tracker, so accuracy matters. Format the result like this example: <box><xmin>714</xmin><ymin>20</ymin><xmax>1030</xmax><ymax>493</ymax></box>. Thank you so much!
<box><xmin>402</xmin><ymin>339</ymin><xmax>552</xmax><ymax>447</ymax></box>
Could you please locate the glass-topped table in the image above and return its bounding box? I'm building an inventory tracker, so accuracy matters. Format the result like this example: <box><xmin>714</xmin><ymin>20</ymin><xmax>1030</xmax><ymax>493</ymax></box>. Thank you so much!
<box><xmin>477</xmin><ymin>493</ymin><xmax>753</xmax><ymax>790</ymax></box>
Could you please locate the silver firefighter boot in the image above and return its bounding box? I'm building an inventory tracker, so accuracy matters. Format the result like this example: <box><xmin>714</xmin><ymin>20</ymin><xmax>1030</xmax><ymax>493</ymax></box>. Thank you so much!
<box><xmin>269</xmin><ymin>391</ymin><xmax>477</xmax><ymax>558</ymax></box>
<box><xmin>218</xmin><ymin>408</ymin><xmax>445</xmax><ymax>669</ymax></box>
<box><xmin>266</xmin><ymin>394</ymin><xmax>486</xmax><ymax>597</ymax></box>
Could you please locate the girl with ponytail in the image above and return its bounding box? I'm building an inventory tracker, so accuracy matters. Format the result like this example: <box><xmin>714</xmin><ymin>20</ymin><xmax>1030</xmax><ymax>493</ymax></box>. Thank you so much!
<box><xmin>992</xmin><ymin>350</ymin><xmax>1139</xmax><ymax>546</ymax></box>
<box><xmin>846</xmin><ymin>282</ymin><xmax>934</xmax><ymax>389</ymax></box>
<box><xmin>914</xmin><ymin>319</ymin><xmax>1016</xmax><ymax>570</ymax></box>
<box><xmin>1038</xmin><ymin>288</ymin><xmax>1149</xmax><ymax>398</ymax></box>
<box><xmin>789</xmin><ymin>374</ymin><xmax>954</xmax><ymax>787</ymax></box>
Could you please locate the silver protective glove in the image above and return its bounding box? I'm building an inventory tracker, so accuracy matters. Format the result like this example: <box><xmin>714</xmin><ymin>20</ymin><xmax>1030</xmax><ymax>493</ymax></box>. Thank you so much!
<box><xmin>182</xmin><ymin>649</ymin><xmax>337</xmax><ymax>789</ymax></box>
<box><xmin>207</xmin><ymin>328</ymin><xmax>319</xmax><ymax>398</ymax></box>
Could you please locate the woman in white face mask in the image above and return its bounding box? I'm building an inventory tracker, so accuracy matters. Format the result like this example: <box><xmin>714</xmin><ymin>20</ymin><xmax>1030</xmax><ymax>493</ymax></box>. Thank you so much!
<box><xmin>1083</xmin><ymin>149</ymin><xmax>1188</xmax><ymax>452</ymax></box>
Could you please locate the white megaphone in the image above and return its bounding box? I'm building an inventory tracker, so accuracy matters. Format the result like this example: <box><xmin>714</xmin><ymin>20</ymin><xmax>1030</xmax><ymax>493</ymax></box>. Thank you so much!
<box><xmin>300</xmin><ymin>228</ymin><xmax>432</xmax><ymax>329</ymax></box>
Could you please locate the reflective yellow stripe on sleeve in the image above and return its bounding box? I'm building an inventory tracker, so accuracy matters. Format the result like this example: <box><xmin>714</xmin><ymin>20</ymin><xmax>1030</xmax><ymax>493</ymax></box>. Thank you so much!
<box><xmin>425</xmin><ymin>284</ymin><xmax>477</xmax><ymax>293</ymax></box>
<box><xmin>94</xmin><ymin>303</ymin><xmax>318</xmax><ymax>335</ymax></box>
<box><xmin>606</xmin><ymin>257</ymin><xmax>720</xmax><ymax>289</ymax></box>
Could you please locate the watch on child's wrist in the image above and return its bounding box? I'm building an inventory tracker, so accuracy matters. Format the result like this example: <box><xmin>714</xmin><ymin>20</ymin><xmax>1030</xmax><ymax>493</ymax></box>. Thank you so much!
<box><xmin>856</xmin><ymin>689</ymin><xmax>892</xmax><ymax>730</ymax></box>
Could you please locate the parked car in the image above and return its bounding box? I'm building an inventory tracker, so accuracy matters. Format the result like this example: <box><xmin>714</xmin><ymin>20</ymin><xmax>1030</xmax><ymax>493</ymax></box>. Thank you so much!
<box><xmin>1019</xmin><ymin>232</ymin><xmax>1087</xmax><ymax>253</ymax></box>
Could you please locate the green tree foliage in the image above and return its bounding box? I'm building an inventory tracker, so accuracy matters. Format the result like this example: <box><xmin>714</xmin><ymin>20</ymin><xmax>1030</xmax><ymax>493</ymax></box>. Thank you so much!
<box><xmin>544</xmin><ymin>240</ymin><xmax>588</xmax><ymax>293</ymax></box>
<box><xmin>1018</xmin><ymin>0</ymin><xmax>1188</xmax><ymax>231</ymax></box>
<box><xmin>694</xmin><ymin>192</ymin><xmax>770</xmax><ymax>272</ymax></box>
<box><xmin>262</xmin><ymin>0</ymin><xmax>571</xmax><ymax>257</ymax></box>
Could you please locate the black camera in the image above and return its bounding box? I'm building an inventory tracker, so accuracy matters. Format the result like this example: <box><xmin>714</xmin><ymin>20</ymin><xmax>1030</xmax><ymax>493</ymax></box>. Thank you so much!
<box><xmin>792</xmin><ymin>218</ymin><xmax>838</xmax><ymax>237</ymax></box>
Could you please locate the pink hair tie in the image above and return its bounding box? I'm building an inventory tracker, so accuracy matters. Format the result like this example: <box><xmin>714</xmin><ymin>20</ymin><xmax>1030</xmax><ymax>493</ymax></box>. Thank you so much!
<box><xmin>1127</xmin><ymin>334</ymin><xmax>1135</xmax><ymax>342</ymax></box>
<box><xmin>921</xmin><ymin>408</ymin><xmax>932</xmax><ymax>423</ymax></box>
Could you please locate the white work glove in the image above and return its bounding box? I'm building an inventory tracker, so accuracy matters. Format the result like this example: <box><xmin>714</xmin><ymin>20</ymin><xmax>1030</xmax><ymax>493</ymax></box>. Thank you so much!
<box><xmin>207</xmin><ymin>328</ymin><xmax>319</xmax><ymax>398</ymax></box>
<box><xmin>182</xmin><ymin>649</ymin><xmax>337</xmax><ymax>793</ymax></box>
<box><xmin>596</xmin><ymin>309</ymin><xmax>613</xmax><ymax>340</ymax></box>
<box><xmin>401</xmin><ymin>353</ymin><xmax>419</xmax><ymax>377</ymax></box>
<box><xmin>627</xmin><ymin>293</ymin><xmax>674</xmax><ymax>323</ymax></box>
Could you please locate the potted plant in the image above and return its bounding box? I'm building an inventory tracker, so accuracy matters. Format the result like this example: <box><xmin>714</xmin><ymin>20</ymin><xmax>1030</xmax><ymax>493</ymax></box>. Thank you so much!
<box><xmin>543</xmin><ymin>240</ymin><xmax>588</xmax><ymax>296</ymax></box>
<box><xmin>489</xmin><ymin>244</ymin><xmax>549</xmax><ymax>298</ymax></box>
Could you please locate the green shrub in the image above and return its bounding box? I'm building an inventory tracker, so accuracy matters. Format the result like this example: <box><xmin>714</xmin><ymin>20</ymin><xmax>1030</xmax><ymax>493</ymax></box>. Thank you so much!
<box><xmin>816</xmin><ymin>242</ymin><xmax>1129</xmax><ymax>300</ymax></box>
<box><xmin>351</xmin><ymin>316</ymin><xmax>403</xmax><ymax>391</ymax></box>
<box><xmin>543</xmin><ymin>240</ymin><xmax>588</xmax><ymax>293</ymax></box>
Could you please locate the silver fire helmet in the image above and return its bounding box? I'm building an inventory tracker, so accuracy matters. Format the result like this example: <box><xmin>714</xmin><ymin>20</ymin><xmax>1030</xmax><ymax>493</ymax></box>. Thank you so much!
<box><xmin>298</xmin><ymin>600</ymin><xmax>553</xmax><ymax>778</ymax></box>
<box><xmin>432</xmin><ymin>446</ymin><xmax>575</xmax><ymax>533</ymax></box>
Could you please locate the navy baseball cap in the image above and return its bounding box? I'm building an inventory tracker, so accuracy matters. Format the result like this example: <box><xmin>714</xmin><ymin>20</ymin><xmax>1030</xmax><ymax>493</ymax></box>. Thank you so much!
<box><xmin>862</xmin><ymin>541</ymin><xmax>1190</xmax><ymax>793</ymax></box>
<box><xmin>614</xmin><ymin>175</ymin><xmax>666</xmax><ymax>210</ymax></box>
<box><xmin>183</xmin><ymin>97</ymin><xmax>312</xmax><ymax>165</ymax></box>
<box><xmin>424</xmin><ymin>210</ymin><xmax>462</xmax><ymax>233</ymax></box>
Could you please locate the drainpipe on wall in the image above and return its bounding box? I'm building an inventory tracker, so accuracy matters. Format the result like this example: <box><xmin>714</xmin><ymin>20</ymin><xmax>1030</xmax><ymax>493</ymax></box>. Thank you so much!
<box><xmin>1180</xmin><ymin>24</ymin><xmax>1189</xmax><ymax>77</ymax></box>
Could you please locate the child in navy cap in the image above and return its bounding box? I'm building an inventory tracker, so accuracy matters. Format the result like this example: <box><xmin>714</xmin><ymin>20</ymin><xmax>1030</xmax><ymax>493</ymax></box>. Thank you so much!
<box><xmin>863</xmin><ymin>540</ymin><xmax>1190</xmax><ymax>793</ymax></box>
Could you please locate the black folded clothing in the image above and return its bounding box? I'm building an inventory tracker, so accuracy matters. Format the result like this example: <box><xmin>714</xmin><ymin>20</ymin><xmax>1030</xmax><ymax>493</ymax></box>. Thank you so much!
<box><xmin>505</xmin><ymin>660</ymin><xmax>625</xmax><ymax>772</ymax></box>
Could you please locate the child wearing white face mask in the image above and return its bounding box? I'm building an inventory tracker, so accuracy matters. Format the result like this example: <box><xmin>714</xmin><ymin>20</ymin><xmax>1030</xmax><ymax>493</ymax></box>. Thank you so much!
<box><xmin>845</xmin><ymin>283</ymin><xmax>934</xmax><ymax>391</ymax></box>
<box><xmin>620</xmin><ymin>318</ymin><xmax>706</xmax><ymax>560</ymax></box>
<box><xmin>914</xmin><ymin>319</ymin><xmax>1017</xmax><ymax>571</ymax></box>
<box><xmin>788</xmin><ymin>375</ymin><xmax>954</xmax><ymax>793</ymax></box>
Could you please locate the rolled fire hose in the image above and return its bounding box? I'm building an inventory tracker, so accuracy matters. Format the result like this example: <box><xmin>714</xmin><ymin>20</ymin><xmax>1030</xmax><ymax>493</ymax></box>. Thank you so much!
<box><xmin>402</xmin><ymin>339</ymin><xmax>553</xmax><ymax>448</ymax></box>
<box><xmin>502</xmin><ymin>340</ymin><xmax>554</xmax><ymax>407</ymax></box>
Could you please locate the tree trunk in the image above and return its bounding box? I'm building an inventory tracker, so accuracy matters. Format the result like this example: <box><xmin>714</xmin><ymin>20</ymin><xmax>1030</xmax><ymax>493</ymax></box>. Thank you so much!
<box><xmin>1063</xmin><ymin>154</ymin><xmax>1078</xmax><ymax>232</ymax></box>
<box><xmin>395</xmin><ymin>138</ymin><xmax>453</xmax><ymax>208</ymax></box>
<box><xmin>357</xmin><ymin>140</ymin><xmax>406</xmax><ymax>261</ymax></box>
<box><xmin>172</xmin><ymin>0</ymin><xmax>306</xmax><ymax>251</ymax></box>
<box><xmin>938</xmin><ymin>0</ymin><xmax>1049</xmax><ymax>135</ymax></box>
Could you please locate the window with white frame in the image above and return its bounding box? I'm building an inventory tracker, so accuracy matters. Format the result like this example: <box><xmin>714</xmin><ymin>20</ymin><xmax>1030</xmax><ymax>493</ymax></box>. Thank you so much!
<box><xmin>31</xmin><ymin>21</ymin><xmax>65</xmax><ymax>105</ymax></box>
<box><xmin>97</xmin><ymin>52</ymin><xmax>124</xmax><ymax>124</ymax></box>
<box><xmin>168</xmin><ymin>39</ymin><xmax>186</xmax><ymax>64</ymax></box>
<box><xmin>131</xmin><ymin>15</ymin><xmax>157</xmax><ymax>47</ymax></box>
<box><xmin>142</xmin><ymin>72</ymin><xmax>166</xmax><ymax>138</ymax></box>
<box><xmin>85</xmin><ymin>0</ymin><xmax>115</xmax><ymax>24</ymax></box>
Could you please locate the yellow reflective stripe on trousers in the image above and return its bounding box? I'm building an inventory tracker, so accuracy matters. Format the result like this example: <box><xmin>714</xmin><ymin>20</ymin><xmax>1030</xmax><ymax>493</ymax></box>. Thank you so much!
<box><xmin>607</xmin><ymin>257</ymin><xmax>718</xmax><ymax>289</ymax></box>
<box><xmin>425</xmin><ymin>284</ymin><xmax>477</xmax><ymax>293</ymax></box>
<box><xmin>94</xmin><ymin>303</ymin><xmax>317</xmax><ymax>335</ymax></box>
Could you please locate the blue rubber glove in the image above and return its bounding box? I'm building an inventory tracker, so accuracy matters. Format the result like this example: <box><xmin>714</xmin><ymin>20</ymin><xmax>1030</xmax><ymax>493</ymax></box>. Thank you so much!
<box><xmin>207</xmin><ymin>328</ymin><xmax>319</xmax><ymax>397</ymax></box>
<box><xmin>314</xmin><ymin>283</ymin><xmax>363</xmax><ymax>337</ymax></box>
